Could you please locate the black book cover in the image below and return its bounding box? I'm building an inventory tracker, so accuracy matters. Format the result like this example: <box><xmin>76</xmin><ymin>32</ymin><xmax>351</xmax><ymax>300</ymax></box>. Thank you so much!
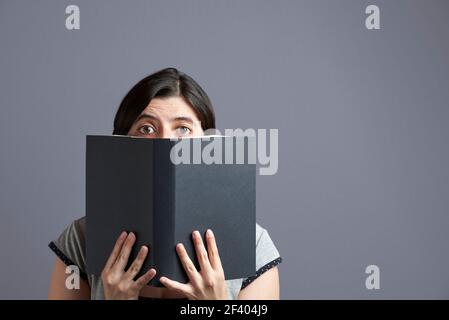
<box><xmin>85</xmin><ymin>135</ymin><xmax>256</xmax><ymax>287</ymax></box>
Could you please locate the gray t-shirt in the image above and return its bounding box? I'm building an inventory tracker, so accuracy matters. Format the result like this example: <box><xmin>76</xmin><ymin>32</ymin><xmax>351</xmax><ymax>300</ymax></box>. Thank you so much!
<box><xmin>49</xmin><ymin>216</ymin><xmax>282</xmax><ymax>300</ymax></box>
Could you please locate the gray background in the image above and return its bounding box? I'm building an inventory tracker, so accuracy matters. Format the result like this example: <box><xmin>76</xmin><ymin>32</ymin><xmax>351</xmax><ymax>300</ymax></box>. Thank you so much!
<box><xmin>1</xmin><ymin>0</ymin><xmax>449</xmax><ymax>299</ymax></box>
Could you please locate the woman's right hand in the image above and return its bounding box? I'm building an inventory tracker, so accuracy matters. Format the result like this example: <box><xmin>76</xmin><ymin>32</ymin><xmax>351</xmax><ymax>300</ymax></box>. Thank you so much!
<box><xmin>101</xmin><ymin>231</ymin><xmax>157</xmax><ymax>300</ymax></box>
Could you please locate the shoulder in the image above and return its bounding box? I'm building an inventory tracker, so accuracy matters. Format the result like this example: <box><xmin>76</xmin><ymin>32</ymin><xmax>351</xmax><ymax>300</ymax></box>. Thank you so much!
<box><xmin>73</xmin><ymin>216</ymin><xmax>86</xmax><ymax>232</ymax></box>
<box><xmin>55</xmin><ymin>216</ymin><xmax>86</xmax><ymax>249</ymax></box>
<box><xmin>255</xmin><ymin>223</ymin><xmax>281</xmax><ymax>263</ymax></box>
<box><xmin>255</xmin><ymin>223</ymin><xmax>265</xmax><ymax>241</ymax></box>
<box><xmin>63</xmin><ymin>216</ymin><xmax>86</xmax><ymax>239</ymax></box>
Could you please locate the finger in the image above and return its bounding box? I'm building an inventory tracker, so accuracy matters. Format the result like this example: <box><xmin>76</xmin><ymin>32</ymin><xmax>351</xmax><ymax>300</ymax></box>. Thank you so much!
<box><xmin>176</xmin><ymin>243</ymin><xmax>201</xmax><ymax>285</ymax></box>
<box><xmin>103</xmin><ymin>231</ymin><xmax>127</xmax><ymax>271</ymax></box>
<box><xmin>192</xmin><ymin>230</ymin><xmax>213</xmax><ymax>274</ymax></box>
<box><xmin>159</xmin><ymin>276</ymin><xmax>193</xmax><ymax>296</ymax></box>
<box><xmin>134</xmin><ymin>268</ymin><xmax>157</xmax><ymax>288</ymax></box>
<box><xmin>112</xmin><ymin>232</ymin><xmax>136</xmax><ymax>272</ymax></box>
<box><xmin>205</xmin><ymin>229</ymin><xmax>223</xmax><ymax>271</ymax></box>
<box><xmin>125</xmin><ymin>245</ymin><xmax>149</xmax><ymax>280</ymax></box>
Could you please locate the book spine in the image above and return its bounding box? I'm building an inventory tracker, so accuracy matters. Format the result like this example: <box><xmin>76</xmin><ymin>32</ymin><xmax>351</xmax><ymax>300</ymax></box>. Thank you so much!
<box><xmin>152</xmin><ymin>139</ymin><xmax>176</xmax><ymax>287</ymax></box>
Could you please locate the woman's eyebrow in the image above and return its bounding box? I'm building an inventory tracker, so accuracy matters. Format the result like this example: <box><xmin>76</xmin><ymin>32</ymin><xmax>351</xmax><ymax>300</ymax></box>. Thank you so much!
<box><xmin>171</xmin><ymin>116</ymin><xmax>194</xmax><ymax>124</ymax></box>
<box><xmin>135</xmin><ymin>113</ymin><xmax>159</xmax><ymax>122</ymax></box>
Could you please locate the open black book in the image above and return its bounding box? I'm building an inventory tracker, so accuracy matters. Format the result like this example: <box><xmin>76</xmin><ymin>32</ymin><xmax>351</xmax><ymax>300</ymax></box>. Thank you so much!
<box><xmin>85</xmin><ymin>134</ymin><xmax>256</xmax><ymax>286</ymax></box>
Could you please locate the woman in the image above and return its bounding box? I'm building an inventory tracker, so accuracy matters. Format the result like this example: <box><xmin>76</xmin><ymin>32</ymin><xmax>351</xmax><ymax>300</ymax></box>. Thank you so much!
<box><xmin>48</xmin><ymin>67</ymin><xmax>282</xmax><ymax>300</ymax></box>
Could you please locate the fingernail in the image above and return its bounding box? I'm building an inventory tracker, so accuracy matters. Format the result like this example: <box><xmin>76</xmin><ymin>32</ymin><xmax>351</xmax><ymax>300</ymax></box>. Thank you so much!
<box><xmin>120</xmin><ymin>231</ymin><xmax>127</xmax><ymax>238</ymax></box>
<box><xmin>207</xmin><ymin>229</ymin><xmax>213</xmax><ymax>237</ymax></box>
<box><xmin>193</xmin><ymin>230</ymin><xmax>200</xmax><ymax>238</ymax></box>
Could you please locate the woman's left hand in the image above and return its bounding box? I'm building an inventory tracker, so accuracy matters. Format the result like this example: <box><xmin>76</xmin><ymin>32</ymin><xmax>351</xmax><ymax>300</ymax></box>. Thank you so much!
<box><xmin>159</xmin><ymin>229</ymin><xmax>229</xmax><ymax>300</ymax></box>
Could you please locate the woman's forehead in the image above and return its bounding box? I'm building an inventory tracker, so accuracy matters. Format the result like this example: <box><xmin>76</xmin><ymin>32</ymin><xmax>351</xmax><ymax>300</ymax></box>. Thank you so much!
<box><xmin>140</xmin><ymin>96</ymin><xmax>199</xmax><ymax>120</ymax></box>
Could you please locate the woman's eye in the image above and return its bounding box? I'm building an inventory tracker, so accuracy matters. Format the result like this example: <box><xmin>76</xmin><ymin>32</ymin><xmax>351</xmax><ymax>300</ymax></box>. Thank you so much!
<box><xmin>176</xmin><ymin>126</ymin><xmax>191</xmax><ymax>136</ymax></box>
<box><xmin>139</xmin><ymin>125</ymin><xmax>156</xmax><ymax>135</ymax></box>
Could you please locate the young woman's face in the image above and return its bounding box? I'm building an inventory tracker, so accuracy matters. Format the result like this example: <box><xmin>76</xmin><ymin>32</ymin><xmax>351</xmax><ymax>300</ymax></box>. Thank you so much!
<box><xmin>127</xmin><ymin>96</ymin><xmax>205</xmax><ymax>138</ymax></box>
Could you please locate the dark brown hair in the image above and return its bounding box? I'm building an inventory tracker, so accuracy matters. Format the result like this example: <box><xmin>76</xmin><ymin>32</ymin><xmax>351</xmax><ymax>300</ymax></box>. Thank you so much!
<box><xmin>113</xmin><ymin>67</ymin><xmax>216</xmax><ymax>135</ymax></box>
